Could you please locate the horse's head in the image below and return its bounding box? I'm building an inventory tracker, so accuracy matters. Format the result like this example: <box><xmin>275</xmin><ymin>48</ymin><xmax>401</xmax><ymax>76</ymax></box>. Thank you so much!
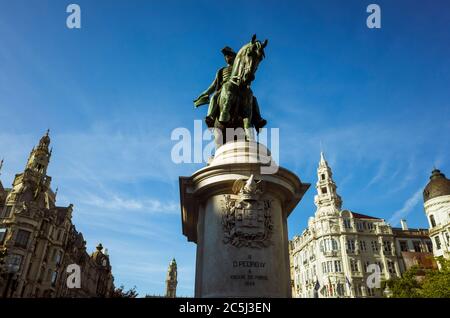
<box><xmin>233</xmin><ymin>34</ymin><xmax>268</xmax><ymax>86</ymax></box>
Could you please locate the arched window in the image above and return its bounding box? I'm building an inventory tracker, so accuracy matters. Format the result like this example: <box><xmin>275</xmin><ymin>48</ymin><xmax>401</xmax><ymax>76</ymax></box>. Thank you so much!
<box><xmin>332</xmin><ymin>239</ymin><xmax>339</xmax><ymax>251</ymax></box>
<box><xmin>429</xmin><ymin>215</ymin><xmax>436</xmax><ymax>228</ymax></box>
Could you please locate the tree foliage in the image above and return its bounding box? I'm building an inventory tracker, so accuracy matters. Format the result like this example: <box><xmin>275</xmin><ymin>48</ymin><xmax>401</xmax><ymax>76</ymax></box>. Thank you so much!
<box><xmin>387</xmin><ymin>257</ymin><xmax>450</xmax><ymax>298</ymax></box>
<box><xmin>111</xmin><ymin>285</ymin><xmax>139</xmax><ymax>298</ymax></box>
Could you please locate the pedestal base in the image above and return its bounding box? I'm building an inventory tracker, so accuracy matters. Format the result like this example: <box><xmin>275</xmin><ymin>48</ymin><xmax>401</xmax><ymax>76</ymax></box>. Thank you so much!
<box><xmin>179</xmin><ymin>141</ymin><xmax>309</xmax><ymax>297</ymax></box>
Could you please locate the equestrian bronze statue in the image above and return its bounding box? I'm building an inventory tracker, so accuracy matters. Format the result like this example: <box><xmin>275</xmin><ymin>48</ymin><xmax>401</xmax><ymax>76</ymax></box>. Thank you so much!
<box><xmin>194</xmin><ymin>35</ymin><xmax>268</xmax><ymax>145</ymax></box>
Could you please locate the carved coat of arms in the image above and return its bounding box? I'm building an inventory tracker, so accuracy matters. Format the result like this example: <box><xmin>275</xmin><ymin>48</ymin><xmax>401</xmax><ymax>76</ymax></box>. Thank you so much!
<box><xmin>221</xmin><ymin>175</ymin><xmax>273</xmax><ymax>248</ymax></box>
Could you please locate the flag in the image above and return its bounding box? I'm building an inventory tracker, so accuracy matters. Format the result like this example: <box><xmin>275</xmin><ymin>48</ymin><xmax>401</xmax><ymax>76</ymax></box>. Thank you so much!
<box><xmin>314</xmin><ymin>279</ymin><xmax>320</xmax><ymax>291</ymax></box>
<box><xmin>346</xmin><ymin>276</ymin><xmax>353</xmax><ymax>297</ymax></box>
<box><xmin>320</xmin><ymin>283</ymin><xmax>326</xmax><ymax>296</ymax></box>
<box><xmin>328</xmin><ymin>277</ymin><xmax>333</xmax><ymax>295</ymax></box>
<box><xmin>346</xmin><ymin>276</ymin><xmax>352</xmax><ymax>288</ymax></box>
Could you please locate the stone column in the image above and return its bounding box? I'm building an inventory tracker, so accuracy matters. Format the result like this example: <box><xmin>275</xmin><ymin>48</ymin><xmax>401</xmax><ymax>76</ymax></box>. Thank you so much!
<box><xmin>180</xmin><ymin>141</ymin><xmax>310</xmax><ymax>297</ymax></box>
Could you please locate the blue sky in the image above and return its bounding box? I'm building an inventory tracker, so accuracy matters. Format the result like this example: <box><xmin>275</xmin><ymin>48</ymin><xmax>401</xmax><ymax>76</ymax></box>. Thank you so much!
<box><xmin>0</xmin><ymin>0</ymin><xmax>449</xmax><ymax>296</ymax></box>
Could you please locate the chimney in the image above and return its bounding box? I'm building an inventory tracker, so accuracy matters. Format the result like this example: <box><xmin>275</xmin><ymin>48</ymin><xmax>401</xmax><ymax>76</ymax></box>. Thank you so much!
<box><xmin>400</xmin><ymin>219</ymin><xmax>408</xmax><ymax>231</ymax></box>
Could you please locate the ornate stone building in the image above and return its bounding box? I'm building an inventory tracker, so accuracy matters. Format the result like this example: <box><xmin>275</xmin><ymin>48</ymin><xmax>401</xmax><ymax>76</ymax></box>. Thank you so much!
<box><xmin>423</xmin><ymin>168</ymin><xmax>450</xmax><ymax>261</ymax></box>
<box><xmin>165</xmin><ymin>258</ymin><xmax>177</xmax><ymax>298</ymax></box>
<box><xmin>0</xmin><ymin>131</ymin><xmax>114</xmax><ymax>298</ymax></box>
<box><xmin>289</xmin><ymin>153</ymin><xmax>433</xmax><ymax>298</ymax></box>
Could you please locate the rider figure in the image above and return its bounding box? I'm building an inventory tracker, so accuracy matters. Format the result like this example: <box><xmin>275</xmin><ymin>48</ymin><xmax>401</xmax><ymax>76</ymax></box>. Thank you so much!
<box><xmin>194</xmin><ymin>46</ymin><xmax>266</xmax><ymax>130</ymax></box>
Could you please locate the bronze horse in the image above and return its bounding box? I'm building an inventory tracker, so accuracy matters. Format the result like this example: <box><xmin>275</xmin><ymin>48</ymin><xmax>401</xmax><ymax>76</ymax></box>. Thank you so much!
<box><xmin>215</xmin><ymin>35</ymin><xmax>268</xmax><ymax>146</ymax></box>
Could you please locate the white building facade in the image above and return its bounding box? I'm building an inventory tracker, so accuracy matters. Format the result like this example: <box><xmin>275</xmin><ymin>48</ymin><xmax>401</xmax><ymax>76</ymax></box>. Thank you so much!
<box><xmin>290</xmin><ymin>153</ymin><xmax>402</xmax><ymax>298</ymax></box>
<box><xmin>423</xmin><ymin>169</ymin><xmax>450</xmax><ymax>260</ymax></box>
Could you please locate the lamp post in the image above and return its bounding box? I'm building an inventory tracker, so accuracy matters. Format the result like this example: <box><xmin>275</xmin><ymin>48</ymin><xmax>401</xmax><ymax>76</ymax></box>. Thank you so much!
<box><xmin>383</xmin><ymin>285</ymin><xmax>393</xmax><ymax>298</ymax></box>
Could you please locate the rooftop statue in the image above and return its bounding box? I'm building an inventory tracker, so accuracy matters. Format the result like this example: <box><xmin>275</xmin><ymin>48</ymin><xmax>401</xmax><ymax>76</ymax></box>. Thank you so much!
<box><xmin>194</xmin><ymin>35</ymin><xmax>268</xmax><ymax>145</ymax></box>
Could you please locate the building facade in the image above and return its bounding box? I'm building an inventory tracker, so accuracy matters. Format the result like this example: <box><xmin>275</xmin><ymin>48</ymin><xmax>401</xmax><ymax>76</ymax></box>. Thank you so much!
<box><xmin>289</xmin><ymin>153</ymin><xmax>433</xmax><ymax>298</ymax></box>
<box><xmin>423</xmin><ymin>168</ymin><xmax>450</xmax><ymax>260</ymax></box>
<box><xmin>392</xmin><ymin>222</ymin><xmax>436</xmax><ymax>273</ymax></box>
<box><xmin>0</xmin><ymin>132</ymin><xmax>114</xmax><ymax>298</ymax></box>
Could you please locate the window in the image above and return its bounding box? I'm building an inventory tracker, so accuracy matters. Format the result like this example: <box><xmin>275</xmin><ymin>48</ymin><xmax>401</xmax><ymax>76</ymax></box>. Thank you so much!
<box><xmin>426</xmin><ymin>241</ymin><xmax>433</xmax><ymax>252</ymax></box>
<box><xmin>55</xmin><ymin>251</ymin><xmax>63</xmax><ymax>265</ymax></box>
<box><xmin>367</xmin><ymin>222</ymin><xmax>374</xmax><ymax>230</ymax></box>
<box><xmin>1</xmin><ymin>205</ymin><xmax>13</xmax><ymax>218</ymax></box>
<box><xmin>399</xmin><ymin>240</ymin><xmax>408</xmax><ymax>252</ymax></box>
<box><xmin>356</xmin><ymin>222</ymin><xmax>364</xmax><ymax>231</ymax></box>
<box><xmin>322</xmin><ymin>262</ymin><xmax>327</xmax><ymax>274</ymax></box>
<box><xmin>354</xmin><ymin>284</ymin><xmax>362</xmax><ymax>296</ymax></box>
<box><xmin>336</xmin><ymin>283</ymin><xmax>345</xmax><ymax>296</ymax></box>
<box><xmin>332</xmin><ymin>239</ymin><xmax>339</xmax><ymax>251</ymax></box>
<box><xmin>51</xmin><ymin>271</ymin><xmax>58</xmax><ymax>287</ymax></box>
<box><xmin>435</xmin><ymin>236</ymin><xmax>441</xmax><ymax>250</ymax></box>
<box><xmin>413</xmin><ymin>241</ymin><xmax>422</xmax><ymax>253</ymax></box>
<box><xmin>375</xmin><ymin>261</ymin><xmax>383</xmax><ymax>273</ymax></box>
<box><xmin>383</xmin><ymin>241</ymin><xmax>392</xmax><ymax>253</ymax></box>
<box><xmin>387</xmin><ymin>261</ymin><xmax>396</xmax><ymax>274</ymax></box>
<box><xmin>429</xmin><ymin>215</ymin><xmax>436</xmax><ymax>228</ymax></box>
<box><xmin>9</xmin><ymin>254</ymin><xmax>23</xmax><ymax>270</ymax></box>
<box><xmin>0</xmin><ymin>228</ymin><xmax>7</xmax><ymax>244</ymax></box>
<box><xmin>363</xmin><ymin>261</ymin><xmax>370</xmax><ymax>273</ymax></box>
<box><xmin>15</xmin><ymin>230</ymin><xmax>31</xmax><ymax>248</ymax></box>
<box><xmin>367</xmin><ymin>287</ymin><xmax>376</xmax><ymax>296</ymax></box>
<box><xmin>371</xmin><ymin>241</ymin><xmax>379</xmax><ymax>252</ymax></box>
<box><xmin>343</xmin><ymin>219</ymin><xmax>352</xmax><ymax>229</ymax></box>
<box><xmin>322</xmin><ymin>261</ymin><xmax>334</xmax><ymax>273</ymax></box>
<box><xmin>347</xmin><ymin>239</ymin><xmax>355</xmax><ymax>253</ymax></box>
<box><xmin>360</xmin><ymin>240</ymin><xmax>367</xmax><ymax>252</ymax></box>
<box><xmin>321</xmin><ymin>174</ymin><xmax>325</xmax><ymax>180</ymax></box>
<box><xmin>334</xmin><ymin>260</ymin><xmax>342</xmax><ymax>272</ymax></box>
<box><xmin>321</xmin><ymin>187</ymin><xmax>327</xmax><ymax>194</ymax></box>
<box><xmin>320</xmin><ymin>238</ymin><xmax>339</xmax><ymax>253</ymax></box>
<box><xmin>350</xmin><ymin>259</ymin><xmax>359</xmax><ymax>272</ymax></box>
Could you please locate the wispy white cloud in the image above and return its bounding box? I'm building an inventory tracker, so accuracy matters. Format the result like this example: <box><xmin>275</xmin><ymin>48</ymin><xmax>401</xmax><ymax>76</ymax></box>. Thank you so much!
<box><xmin>366</xmin><ymin>160</ymin><xmax>388</xmax><ymax>188</ymax></box>
<box><xmin>388</xmin><ymin>188</ymin><xmax>423</xmax><ymax>226</ymax></box>
<box><xmin>75</xmin><ymin>192</ymin><xmax>179</xmax><ymax>214</ymax></box>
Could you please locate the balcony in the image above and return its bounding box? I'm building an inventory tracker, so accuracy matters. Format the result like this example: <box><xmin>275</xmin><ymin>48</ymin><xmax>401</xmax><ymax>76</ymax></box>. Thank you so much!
<box><xmin>323</xmin><ymin>251</ymin><xmax>339</xmax><ymax>257</ymax></box>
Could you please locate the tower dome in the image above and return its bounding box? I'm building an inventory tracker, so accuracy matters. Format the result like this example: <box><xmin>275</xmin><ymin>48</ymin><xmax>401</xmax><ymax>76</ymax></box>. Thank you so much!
<box><xmin>423</xmin><ymin>168</ymin><xmax>450</xmax><ymax>202</ymax></box>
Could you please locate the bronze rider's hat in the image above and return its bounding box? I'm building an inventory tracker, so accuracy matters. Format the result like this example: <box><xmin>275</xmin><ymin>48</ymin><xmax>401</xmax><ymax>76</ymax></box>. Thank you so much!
<box><xmin>221</xmin><ymin>46</ymin><xmax>236</xmax><ymax>57</ymax></box>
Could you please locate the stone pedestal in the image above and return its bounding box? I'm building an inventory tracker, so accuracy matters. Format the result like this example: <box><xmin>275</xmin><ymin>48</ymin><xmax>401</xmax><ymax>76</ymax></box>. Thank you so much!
<box><xmin>179</xmin><ymin>141</ymin><xmax>309</xmax><ymax>297</ymax></box>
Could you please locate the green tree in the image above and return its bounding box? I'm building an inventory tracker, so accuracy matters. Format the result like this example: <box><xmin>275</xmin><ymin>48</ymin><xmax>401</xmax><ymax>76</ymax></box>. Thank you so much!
<box><xmin>420</xmin><ymin>257</ymin><xmax>450</xmax><ymax>298</ymax></box>
<box><xmin>386</xmin><ymin>266</ymin><xmax>422</xmax><ymax>298</ymax></box>
<box><xmin>111</xmin><ymin>285</ymin><xmax>139</xmax><ymax>298</ymax></box>
<box><xmin>386</xmin><ymin>257</ymin><xmax>450</xmax><ymax>298</ymax></box>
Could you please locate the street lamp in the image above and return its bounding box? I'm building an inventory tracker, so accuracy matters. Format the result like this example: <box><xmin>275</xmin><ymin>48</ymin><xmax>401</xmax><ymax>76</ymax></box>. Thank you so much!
<box><xmin>383</xmin><ymin>285</ymin><xmax>393</xmax><ymax>298</ymax></box>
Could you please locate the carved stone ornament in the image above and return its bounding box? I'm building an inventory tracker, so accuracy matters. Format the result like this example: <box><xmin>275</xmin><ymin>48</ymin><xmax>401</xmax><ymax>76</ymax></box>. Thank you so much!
<box><xmin>15</xmin><ymin>202</ymin><xmax>31</xmax><ymax>217</ymax></box>
<box><xmin>221</xmin><ymin>175</ymin><xmax>273</xmax><ymax>248</ymax></box>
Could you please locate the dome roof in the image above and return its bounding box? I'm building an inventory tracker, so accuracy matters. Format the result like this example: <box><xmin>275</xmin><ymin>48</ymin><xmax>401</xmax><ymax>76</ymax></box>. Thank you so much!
<box><xmin>423</xmin><ymin>169</ymin><xmax>450</xmax><ymax>202</ymax></box>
